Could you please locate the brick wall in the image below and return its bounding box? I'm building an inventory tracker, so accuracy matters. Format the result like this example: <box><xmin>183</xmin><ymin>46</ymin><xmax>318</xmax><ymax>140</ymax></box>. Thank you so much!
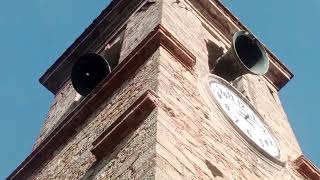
<box><xmin>26</xmin><ymin>0</ymin><xmax>304</xmax><ymax>179</ymax></box>
<box><xmin>155</xmin><ymin>47</ymin><xmax>302</xmax><ymax>179</ymax></box>
<box><xmin>33</xmin><ymin>82</ymin><xmax>77</xmax><ymax>149</ymax></box>
<box><xmin>30</xmin><ymin>49</ymin><xmax>160</xmax><ymax>179</ymax></box>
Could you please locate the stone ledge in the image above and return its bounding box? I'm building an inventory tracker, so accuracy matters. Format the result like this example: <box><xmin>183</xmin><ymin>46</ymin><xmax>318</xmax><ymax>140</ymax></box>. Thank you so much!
<box><xmin>157</xmin><ymin>26</ymin><xmax>197</xmax><ymax>72</ymax></box>
<box><xmin>293</xmin><ymin>155</ymin><xmax>320</xmax><ymax>180</ymax></box>
<box><xmin>7</xmin><ymin>24</ymin><xmax>195</xmax><ymax>180</ymax></box>
<box><xmin>91</xmin><ymin>90</ymin><xmax>158</xmax><ymax>160</ymax></box>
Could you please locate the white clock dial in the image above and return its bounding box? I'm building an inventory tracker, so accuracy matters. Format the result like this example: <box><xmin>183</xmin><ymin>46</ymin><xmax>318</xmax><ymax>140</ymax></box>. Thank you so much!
<box><xmin>209</xmin><ymin>81</ymin><xmax>280</xmax><ymax>158</ymax></box>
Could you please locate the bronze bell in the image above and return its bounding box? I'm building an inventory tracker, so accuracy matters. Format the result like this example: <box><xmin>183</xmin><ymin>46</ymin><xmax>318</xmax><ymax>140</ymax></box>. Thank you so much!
<box><xmin>71</xmin><ymin>53</ymin><xmax>113</xmax><ymax>96</ymax></box>
<box><xmin>212</xmin><ymin>31</ymin><xmax>269</xmax><ymax>81</ymax></box>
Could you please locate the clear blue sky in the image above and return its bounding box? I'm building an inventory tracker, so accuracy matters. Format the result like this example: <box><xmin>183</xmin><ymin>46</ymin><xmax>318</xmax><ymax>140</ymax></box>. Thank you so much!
<box><xmin>0</xmin><ymin>0</ymin><xmax>318</xmax><ymax>178</ymax></box>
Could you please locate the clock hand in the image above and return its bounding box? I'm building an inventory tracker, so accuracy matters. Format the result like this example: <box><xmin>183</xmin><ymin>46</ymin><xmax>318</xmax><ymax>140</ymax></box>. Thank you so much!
<box><xmin>246</xmin><ymin>115</ymin><xmax>265</xmax><ymax>129</ymax></box>
<box><xmin>238</xmin><ymin>110</ymin><xmax>251</xmax><ymax>121</ymax></box>
<box><xmin>238</xmin><ymin>110</ymin><xmax>258</xmax><ymax>125</ymax></box>
<box><xmin>238</xmin><ymin>110</ymin><xmax>246</xmax><ymax>117</ymax></box>
<box><xmin>237</xmin><ymin>110</ymin><xmax>255</xmax><ymax>128</ymax></box>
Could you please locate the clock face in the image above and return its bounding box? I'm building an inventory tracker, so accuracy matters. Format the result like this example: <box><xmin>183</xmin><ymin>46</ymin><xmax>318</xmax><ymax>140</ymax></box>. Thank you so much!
<box><xmin>209</xmin><ymin>80</ymin><xmax>280</xmax><ymax>158</ymax></box>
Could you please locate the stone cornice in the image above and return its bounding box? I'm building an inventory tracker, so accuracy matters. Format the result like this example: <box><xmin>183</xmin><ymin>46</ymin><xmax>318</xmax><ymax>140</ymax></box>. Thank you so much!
<box><xmin>91</xmin><ymin>90</ymin><xmax>158</xmax><ymax>160</ymax></box>
<box><xmin>7</xmin><ymin>24</ymin><xmax>195</xmax><ymax>180</ymax></box>
<box><xmin>293</xmin><ymin>155</ymin><xmax>320</xmax><ymax>180</ymax></box>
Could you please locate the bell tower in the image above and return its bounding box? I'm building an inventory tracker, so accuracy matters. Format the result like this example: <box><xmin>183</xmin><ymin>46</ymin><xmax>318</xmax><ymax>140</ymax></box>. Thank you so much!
<box><xmin>8</xmin><ymin>0</ymin><xmax>320</xmax><ymax>179</ymax></box>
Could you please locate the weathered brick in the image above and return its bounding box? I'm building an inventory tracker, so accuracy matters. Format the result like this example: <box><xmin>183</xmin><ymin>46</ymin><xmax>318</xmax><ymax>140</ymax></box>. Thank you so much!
<box><xmin>11</xmin><ymin>0</ymin><xmax>309</xmax><ymax>179</ymax></box>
